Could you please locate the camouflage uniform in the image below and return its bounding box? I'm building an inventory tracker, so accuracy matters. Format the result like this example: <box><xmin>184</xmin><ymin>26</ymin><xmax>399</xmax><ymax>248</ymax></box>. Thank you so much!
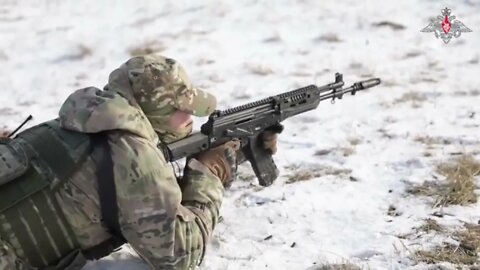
<box><xmin>0</xmin><ymin>54</ymin><xmax>224</xmax><ymax>269</ymax></box>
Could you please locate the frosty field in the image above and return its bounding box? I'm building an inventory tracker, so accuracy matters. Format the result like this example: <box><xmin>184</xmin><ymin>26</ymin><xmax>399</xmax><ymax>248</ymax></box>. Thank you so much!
<box><xmin>1</xmin><ymin>0</ymin><xmax>479</xmax><ymax>269</ymax></box>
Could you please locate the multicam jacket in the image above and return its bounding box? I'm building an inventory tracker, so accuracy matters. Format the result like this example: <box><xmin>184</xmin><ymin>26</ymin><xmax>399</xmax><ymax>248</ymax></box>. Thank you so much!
<box><xmin>0</xmin><ymin>54</ymin><xmax>224</xmax><ymax>269</ymax></box>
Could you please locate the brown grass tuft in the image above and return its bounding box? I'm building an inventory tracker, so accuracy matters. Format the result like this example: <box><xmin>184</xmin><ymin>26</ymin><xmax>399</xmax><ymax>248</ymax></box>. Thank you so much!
<box><xmin>310</xmin><ymin>263</ymin><xmax>362</xmax><ymax>270</ymax></box>
<box><xmin>285</xmin><ymin>164</ymin><xmax>351</xmax><ymax>184</ymax></box>
<box><xmin>414</xmin><ymin>136</ymin><xmax>452</xmax><ymax>146</ymax></box>
<box><xmin>128</xmin><ymin>40</ymin><xmax>166</xmax><ymax>56</ymax></box>
<box><xmin>372</xmin><ymin>21</ymin><xmax>406</xmax><ymax>30</ymax></box>
<box><xmin>237</xmin><ymin>172</ymin><xmax>256</xmax><ymax>182</ymax></box>
<box><xmin>414</xmin><ymin>243</ymin><xmax>477</xmax><ymax>265</ymax></box>
<box><xmin>394</xmin><ymin>92</ymin><xmax>427</xmax><ymax>105</ymax></box>
<box><xmin>407</xmin><ymin>155</ymin><xmax>479</xmax><ymax>207</ymax></box>
<box><xmin>314</xmin><ymin>33</ymin><xmax>343</xmax><ymax>43</ymax></box>
<box><xmin>54</xmin><ymin>44</ymin><xmax>92</xmax><ymax>62</ymax></box>
<box><xmin>406</xmin><ymin>180</ymin><xmax>443</xmax><ymax>197</ymax></box>
<box><xmin>416</xmin><ymin>218</ymin><xmax>444</xmax><ymax>233</ymax></box>
<box><xmin>434</xmin><ymin>155</ymin><xmax>479</xmax><ymax>207</ymax></box>
<box><xmin>313</xmin><ymin>147</ymin><xmax>355</xmax><ymax>157</ymax></box>
<box><xmin>414</xmin><ymin>223</ymin><xmax>480</xmax><ymax>265</ymax></box>
<box><xmin>245</xmin><ymin>63</ymin><xmax>274</xmax><ymax>76</ymax></box>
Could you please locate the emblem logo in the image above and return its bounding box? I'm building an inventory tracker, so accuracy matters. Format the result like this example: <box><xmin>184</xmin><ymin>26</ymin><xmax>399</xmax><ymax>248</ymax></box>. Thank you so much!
<box><xmin>421</xmin><ymin>7</ymin><xmax>472</xmax><ymax>44</ymax></box>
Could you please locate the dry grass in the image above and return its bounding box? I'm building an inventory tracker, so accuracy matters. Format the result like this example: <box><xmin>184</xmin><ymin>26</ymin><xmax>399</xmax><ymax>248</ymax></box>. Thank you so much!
<box><xmin>237</xmin><ymin>172</ymin><xmax>256</xmax><ymax>182</ymax></box>
<box><xmin>313</xmin><ymin>147</ymin><xmax>355</xmax><ymax>157</ymax></box>
<box><xmin>394</xmin><ymin>92</ymin><xmax>427</xmax><ymax>105</ymax></box>
<box><xmin>244</xmin><ymin>63</ymin><xmax>274</xmax><ymax>76</ymax></box>
<box><xmin>310</xmin><ymin>263</ymin><xmax>362</xmax><ymax>270</ymax></box>
<box><xmin>434</xmin><ymin>155</ymin><xmax>479</xmax><ymax>207</ymax></box>
<box><xmin>414</xmin><ymin>223</ymin><xmax>480</xmax><ymax>266</ymax></box>
<box><xmin>415</xmin><ymin>243</ymin><xmax>477</xmax><ymax>265</ymax></box>
<box><xmin>285</xmin><ymin>164</ymin><xmax>352</xmax><ymax>184</ymax></box>
<box><xmin>1</xmin><ymin>130</ymin><xmax>10</xmax><ymax>137</ymax></box>
<box><xmin>414</xmin><ymin>136</ymin><xmax>452</xmax><ymax>146</ymax></box>
<box><xmin>54</xmin><ymin>44</ymin><xmax>92</xmax><ymax>62</ymax></box>
<box><xmin>406</xmin><ymin>180</ymin><xmax>444</xmax><ymax>198</ymax></box>
<box><xmin>314</xmin><ymin>33</ymin><xmax>343</xmax><ymax>43</ymax></box>
<box><xmin>128</xmin><ymin>40</ymin><xmax>166</xmax><ymax>56</ymax></box>
<box><xmin>416</xmin><ymin>218</ymin><xmax>444</xmax><ymax>233</ymax></box>
<box><xmin>407</xmin><ymin>155</ymin><xmax>479</xmax><ymax>207</ymax></box>
<box><xmin>371</xmin><ymin>21</ymin><xmax>406</xmax><ymax>30</ymax></box>
<box><xmin>347</xmin><ymin>137</ymin><xmax>362</xmax><ymax>146</ymax></box>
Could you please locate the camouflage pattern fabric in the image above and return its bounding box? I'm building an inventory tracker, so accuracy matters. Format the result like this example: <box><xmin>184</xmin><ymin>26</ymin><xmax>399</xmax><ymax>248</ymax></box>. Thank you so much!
<box><xmin>1</xmin><ymin>54</ymin><xmax>224</xmax><ymax>269</ymax></box>
<box><xmin>103</xmin><ymin>54</ymin><xmax>217</xmax><ymax>143</ymax></box>
<box><xmin>0</xmin><ymin>238</ymin><xmax>32</xmax><ymax>269</ymax></box>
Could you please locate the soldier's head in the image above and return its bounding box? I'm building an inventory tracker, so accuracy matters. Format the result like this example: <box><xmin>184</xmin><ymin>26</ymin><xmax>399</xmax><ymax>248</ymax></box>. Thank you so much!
<box><xmin>105</xmin><ymin>54</ymin><xmax>216</xmax><ymax>143</ymax></box>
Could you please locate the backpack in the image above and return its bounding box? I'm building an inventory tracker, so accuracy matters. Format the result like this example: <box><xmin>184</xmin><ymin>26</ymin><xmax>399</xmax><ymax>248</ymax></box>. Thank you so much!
<box><xmin>0</xmin><ymin>119</ymin><xmax>123</xmax><ymax>269</ymax></box>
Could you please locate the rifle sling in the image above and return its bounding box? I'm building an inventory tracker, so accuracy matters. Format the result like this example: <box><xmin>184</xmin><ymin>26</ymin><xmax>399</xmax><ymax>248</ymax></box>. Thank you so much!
<box><xmin>91</xmin><ymin>134</ymin><xmax>126</xmax><ymax>244</ymax></box>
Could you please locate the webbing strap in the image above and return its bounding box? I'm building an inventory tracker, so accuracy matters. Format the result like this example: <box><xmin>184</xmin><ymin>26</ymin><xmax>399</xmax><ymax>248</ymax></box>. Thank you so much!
<box><xmin>91</xmin><ymin>134</ymin><xmax>125</xmax><ymax>242</ymax></box>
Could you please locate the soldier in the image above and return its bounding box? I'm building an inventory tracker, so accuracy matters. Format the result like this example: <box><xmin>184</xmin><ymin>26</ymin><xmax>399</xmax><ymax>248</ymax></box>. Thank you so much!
<box><xmin>0</xmin><ymin>54</ymin><xmax>278</xmax><ymax>269</ymax></box>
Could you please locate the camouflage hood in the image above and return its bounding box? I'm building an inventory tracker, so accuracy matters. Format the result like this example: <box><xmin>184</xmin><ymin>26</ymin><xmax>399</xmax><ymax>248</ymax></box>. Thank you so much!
<box><xmin>59</xmin><ymin>54</ymin><xmax>217</xmax><ymax>143</ymax></box>
<box><xmin>58</xmin><ymin>86</ymin><xmax>158</xmax><ymax>142</ymax></box>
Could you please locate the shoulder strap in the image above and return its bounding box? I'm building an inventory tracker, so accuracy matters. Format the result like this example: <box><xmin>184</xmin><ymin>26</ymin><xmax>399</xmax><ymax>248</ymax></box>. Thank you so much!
<box><xmin>91</xmin><ymin>134</ymin><xmax>126</xmax><ymax>242</ymax></box>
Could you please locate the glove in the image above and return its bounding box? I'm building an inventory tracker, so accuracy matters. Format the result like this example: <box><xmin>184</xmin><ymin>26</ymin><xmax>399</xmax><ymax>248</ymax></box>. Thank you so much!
<box><xmin>261</xmin><ymin>130</ymin><xmax>278</xmax><ymax>155</ymax></box>
<box><xmin>194</xmin><ymin>140</ymin><xmax>240</xmax><ymax>188</ymax></box>
<box><xmin>235</xmin><ymin>130</ymin><xmax>279</xmax><ymax>165</ymax></box>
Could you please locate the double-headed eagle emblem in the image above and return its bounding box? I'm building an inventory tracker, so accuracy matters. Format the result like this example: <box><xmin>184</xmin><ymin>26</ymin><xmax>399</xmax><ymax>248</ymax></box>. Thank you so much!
<box><xmin>421</xmin><ymin>7</ymin><xmax>472</xmax><ymax>44</ymax></box>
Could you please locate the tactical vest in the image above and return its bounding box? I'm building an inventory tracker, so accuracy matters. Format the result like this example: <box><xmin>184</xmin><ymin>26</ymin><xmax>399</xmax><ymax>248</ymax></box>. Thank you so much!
<box><xmin>0</xmin><ymin>119</ymin><xmax>122</xmax><ymax>269</ymax></box>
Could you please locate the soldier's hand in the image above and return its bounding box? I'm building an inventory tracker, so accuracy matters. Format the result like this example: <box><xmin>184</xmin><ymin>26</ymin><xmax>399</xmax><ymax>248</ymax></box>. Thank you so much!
<box><xmin>261</xmin><ymin>130</ymin><xmax>278</xmax><ymax>155</ymax></box>
<box><xmin>194</xmin><ymin>140</ymin><xmax>240</xmax><ymax>188</ymax></box>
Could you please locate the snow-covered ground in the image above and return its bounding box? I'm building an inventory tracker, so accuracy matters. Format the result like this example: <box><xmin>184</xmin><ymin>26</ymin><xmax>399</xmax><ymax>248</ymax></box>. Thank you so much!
<box><xmin>1</xmin><ymin>0</ymin><xmax>479</xmax><ymax>269</ymax></box>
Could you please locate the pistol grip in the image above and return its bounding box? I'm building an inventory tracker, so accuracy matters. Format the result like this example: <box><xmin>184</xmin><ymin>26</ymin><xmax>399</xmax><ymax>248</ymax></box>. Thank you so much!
<box><xmin>244</xmin><ymin>135</ymin><xmax>279</xmax><ymax>186</ymax></box>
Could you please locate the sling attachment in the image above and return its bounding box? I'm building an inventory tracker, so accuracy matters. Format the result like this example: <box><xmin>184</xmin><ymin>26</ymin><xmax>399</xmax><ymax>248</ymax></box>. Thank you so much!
<box><xmin>91</xmin><ymin>134</ymin><xmax>126</xmax><ymax>243</ymax></box>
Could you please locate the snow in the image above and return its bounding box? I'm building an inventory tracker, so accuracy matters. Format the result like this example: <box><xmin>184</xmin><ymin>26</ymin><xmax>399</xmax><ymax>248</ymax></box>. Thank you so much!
<box><xmin>1</xmin><ymin>0</ymin><xmax>479</xmax><ymax>269</ymax></box>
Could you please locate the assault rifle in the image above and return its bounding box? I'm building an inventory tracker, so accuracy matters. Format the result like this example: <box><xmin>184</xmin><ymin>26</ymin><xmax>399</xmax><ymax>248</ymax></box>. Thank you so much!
<box><xmin>165</xmin><ymin>73</ymin><xmax>381</xmax><ymax>186</ymax></box>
